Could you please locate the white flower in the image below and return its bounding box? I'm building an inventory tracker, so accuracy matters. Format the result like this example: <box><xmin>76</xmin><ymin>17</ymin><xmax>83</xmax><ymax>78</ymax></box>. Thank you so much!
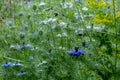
<box><xmin>41</xmin><ymin>20</ymin><xmax>48</xmax><ymax>24</ymax></box>
<box><xmin>75</xmin><ymin>28</ymin><xmax>84</xmax><ymax>33</ymax></box>
<box><xmin>10</xmin><ymin>45</ymin><xmax>15</xmax><ymax>49</ymax></box>
<box><xmin>93</xmin><ymin>27</ymin><xmax>101</xmax><ymax>31</ymax></box>
<box><xmin>82</xmin><ymin>7</ymin><xmax>88</xmax><ymax>11</ymax></box>
<box><xmin>48</xmin><ymin>18</ymin><xmax>57</xmax><ymax>22</ymax></box>
<box><xmin>25</xmin><ymin>44</ymin><xmax>32</xmax><ymax>48</ymax></box>
<box><xmin>56</xmin><ymin>34</ymin><xmax>62</xmax><ymax>37</ymax></box>
<box><xmin>38</xmin><ymin>2</ymin><xmax>46</xmax><ymax>6</ymax></box>
<box><xmin>86</xmin><ymin>25</ymin><xmax>91</xmax><ymax>29</ymax></box>
<box><xmin>63</xmin><ymin>2</ymin><xmax>73</xmax><ymax>8</ymax></box>
<box><xmin>56</xmin><ymin>33</ymin><xmax>67</xmax><ymax>37</ymax></box>
<box><xmin>59</xmin><ymin>22</ymin><xmax>67</xmax><ymax>28</ymax></box>
<box><xmin>58</xmin><ymin>46</ymin><xmax>65</xmax><ymax>50</ymax></box>
<box><xmin>42</xmin><ymin>61</ymin><xmax>47</xmax><ymax>64</ymax></box>
<box><xmin>93</xmin><ymin>27</ymin><xmax>102</xmax><ymax>32</ymax></box>
<box><xmin>31</xmin><ymin>46</ymin><xmax>39</xmax><ymax>51</ymax></box>
<box><xmin>93</xmin><ymin>26</ymin><xmax>105</xmax><ymax>32</ymax></box>
<box><xmin>41</xmin><ymin>18</ymin><xmax>57</xmax><ymax>24</ymax></box>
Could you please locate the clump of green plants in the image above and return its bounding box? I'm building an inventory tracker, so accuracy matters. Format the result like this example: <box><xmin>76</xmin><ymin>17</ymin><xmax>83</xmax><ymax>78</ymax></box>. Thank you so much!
<box><xmin>0</xmin><ymin>0</ymin><xmax>120</xmax><ymax>80</ymax></box>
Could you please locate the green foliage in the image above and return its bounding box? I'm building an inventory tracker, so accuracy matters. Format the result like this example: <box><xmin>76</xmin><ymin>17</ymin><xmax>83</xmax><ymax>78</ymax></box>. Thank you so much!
<box><xmin>0</xmin><ymin>0</ymin><xmax>120</xmax><ymax>80</ymax></box>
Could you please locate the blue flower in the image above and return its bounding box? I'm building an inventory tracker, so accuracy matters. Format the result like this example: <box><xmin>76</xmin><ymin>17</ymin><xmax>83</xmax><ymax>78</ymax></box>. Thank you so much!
<box><xmin>29</xmin><ymin>56</ymin><xmax>33</xmax><ymax>60</ymax></box>
<box><xmin>2</xmin><ymin>62</ymin><xmax>23</xmax><ymax>68</ymax></box>
<box><xmin>2</xmin><ymin>64</ymin><xmax>9</xmax><ymax>68</ymax></box>
<box><xmin>20</xmin><ymin>43</ymin><xmax>32</xmax><ymax>49</ymax></box>
<box><xmin>2</xmin><ymin>62</ymin><xmax>15</xmax><ymax>68</ymax></box>
<box><xmin>68</xmin><ymin>50</ymin><xmax>84</xmax><ymax>57</ymax></box>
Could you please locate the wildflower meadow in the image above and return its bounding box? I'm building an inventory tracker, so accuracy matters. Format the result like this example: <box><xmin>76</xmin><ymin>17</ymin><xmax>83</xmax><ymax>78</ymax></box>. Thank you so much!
<box><xmin>0</xmin><ymin>0</ymin><xmax>120</xmax><ymax>80</ymax></box>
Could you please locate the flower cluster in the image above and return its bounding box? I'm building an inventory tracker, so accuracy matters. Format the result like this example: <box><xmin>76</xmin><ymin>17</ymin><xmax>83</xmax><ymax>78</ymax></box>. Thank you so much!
<box><xmin>88</xmin><ymin>0</ymin><xmax>107</xmax><ymax>8</ymax></box>
<box><xmin>93</xmin><ymin>14</ymin><xmax>112</xmax><ymax>24</ymax></box>
<box><xmin>10</xmin><ymin>43</ymin><xmax>33</xmax><ymax>50</ymax></box>
<box><xmin>2</xmin><ymin>62</ymin><xmax>23</xmax><ymax>68</ymax></box>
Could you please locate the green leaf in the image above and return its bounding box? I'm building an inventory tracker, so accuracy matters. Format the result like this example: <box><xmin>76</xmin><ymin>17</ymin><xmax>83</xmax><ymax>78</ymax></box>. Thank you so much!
<box><xmin>67</xmin><ymin>11</ymin><xmax>74</xmax><ymax>19</ymax></box>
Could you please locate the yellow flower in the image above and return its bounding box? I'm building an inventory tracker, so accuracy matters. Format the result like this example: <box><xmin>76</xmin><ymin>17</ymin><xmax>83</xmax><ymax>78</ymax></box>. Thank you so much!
<box><xmin>93</xmin><ymin>14</ymin><xmax>112</xmax><ymax>23</ymax></box>
<box><xmin>98</xmin><ymin>0</ymin><xmax>107</xmax><ymax>7</ymax></box>
<box><xmin>88</xmin><ymin>0</ymin><xmax>96</xmax><ymax>6</ymax></box>
<box><xmin>101</xmin><ymin>19</ymin><xmax>112</xmax><ymax>23</ymax></box>
<box><xmin>88</xmin><ymin>0</ymin><xmax>107</xmax><ymax>8</ymax></box>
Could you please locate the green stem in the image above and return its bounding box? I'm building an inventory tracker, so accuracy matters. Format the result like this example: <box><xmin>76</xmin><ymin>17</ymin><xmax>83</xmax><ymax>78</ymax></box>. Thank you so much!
<box><xmin>112</xmin><ymin>0</ymin><xmax>118</xmax><ymax>78</ymax></box>
<box><xmin>3</xmin><ymin>56</ymin><xmax>25</xmax><ymax>62</ymax></box>
<box><xmin>74</xmin><ymin>3</ymin><xmax>99</xmax><ymax>55</ymax></box>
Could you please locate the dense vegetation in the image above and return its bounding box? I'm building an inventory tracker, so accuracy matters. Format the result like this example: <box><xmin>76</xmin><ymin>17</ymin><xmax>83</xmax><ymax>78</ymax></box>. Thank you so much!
<box><xmin>0</xmin><ymin>0</ymin><xmax>120</xmax><ymax>80</ymax></box>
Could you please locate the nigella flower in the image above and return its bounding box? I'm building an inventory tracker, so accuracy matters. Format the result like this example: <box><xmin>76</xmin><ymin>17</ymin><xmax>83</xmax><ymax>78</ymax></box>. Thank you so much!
<box><xmin>10</xmin><ymin>44</ymin><xmax>16</xmax><ymax>49</ymax></box>
<box><xmin>63</xmin><ymin>2</ymin><xmax>73</xmax><ymax>8</ymax></box>
<box><xmin>59</xmin><ymin>22</ymin><xmax>67</xmax><ymax>29</ymax></box>
<box><xmin>42</xmin><ymin>61</ymin><xmax>47</xmax><ymax>64</ymax></box>
<box><xmin>15</xmin><ymin>63</ymin><xmax>23</xmax><ymax>67</ymax></box>
<box><xmin>68</xmin><ymin>50</ymin><xmax>84</xmax><ymax>56</ymax></box>
<box><xmin>68</xmin><ymin>47</ymin><xmax>85</xmax><ymax>57</ymax></box>
<box><xmin>2</xmin><ymin>62</ymin><xmax>23</xmax><ymax>68</ymax></box>
<box><xmin>2</xmin><ymin>62</ymin><xmax>15</xmax><ymax>68</ymax></box>
<box><xmin>29</xmin><ymin>56</ymin><xmax>33</xmax><ymax>60</ymax></box>
<box><xmin>47</xmin><ymin>18</ymin><xmax>57</xmax><ymax>23</ymax></box>
<box><xmin>56</xmin><ymin>33</ymin><xmax>67</xmax><ymax>37</ymax></box>
<box><xmin>82</xmin><ymin>7</ymin><xmax>88</xmax><ymax>11</ymax></box>
<box><xmin>20</xmin><ymin>43</ymin><xmax>32</xmax><ymax>49</ymax></box>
